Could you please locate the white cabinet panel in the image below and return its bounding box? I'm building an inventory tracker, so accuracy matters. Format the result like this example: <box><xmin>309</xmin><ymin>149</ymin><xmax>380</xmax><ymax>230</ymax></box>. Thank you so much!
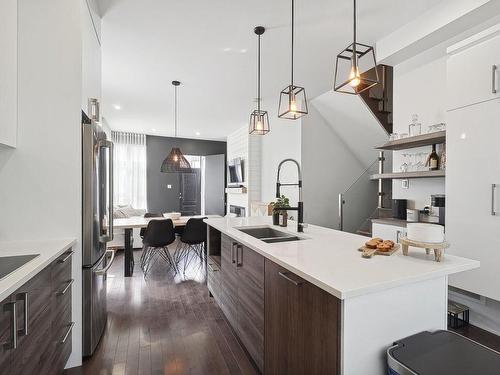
<box><xmin>0</xmin><ymin>0</ymin><xmax>18</xmax><ymax>147</ymax></box>
<box><xmin>447</xmin><ymin>33</ymin><xmax>500</xmax><ymax>111</ymax></box>
<box><xmin>447</xmin><ymin>99</ymin><xmax>500</xmax><ymax>301</ymax></box>
<box><xmin>81</xmin><ymin>0</ymin><xmax>101</xmax><ymax>112</ymax></box>
<box><xmin>372</xmin><ymin>223</ymin><xmax>406</xmax><ymax>243</ymax></box>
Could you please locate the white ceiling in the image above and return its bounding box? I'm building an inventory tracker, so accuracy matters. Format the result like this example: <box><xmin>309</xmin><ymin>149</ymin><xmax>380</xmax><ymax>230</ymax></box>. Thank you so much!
<box><xmin>100</xmin><ymin>0</ymin><xmax>442</xmax><ymax>140</ymax></box>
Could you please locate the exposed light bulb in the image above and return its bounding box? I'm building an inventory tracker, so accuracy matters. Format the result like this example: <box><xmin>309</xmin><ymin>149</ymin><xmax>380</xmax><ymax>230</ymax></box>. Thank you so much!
<box><xmin>349</xmin><ymin>65</ymin><xmax>361</xmax><ymax>87</ymax></box>
<box><xmin>256</xmin><ymin>119</ymin><xmax>264</xmax><ymax>131</ymax></box>
<box><xmin>173</xmin><ymin>155</ymin><xmax>178</xmax><ymax>162</ymax></box>
<box><xmin>289</xmin><ymin>93</ymin><xmax>298</xmax><ymax>114</ymax></box>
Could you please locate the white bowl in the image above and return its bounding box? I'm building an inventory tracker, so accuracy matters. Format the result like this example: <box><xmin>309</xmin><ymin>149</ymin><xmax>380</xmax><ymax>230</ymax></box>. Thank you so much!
<box><xmin>407</xmin><ymin>223</ymin><xmax>444</xmax><ymax>243</ymax></box>
<box><xmin>165</xmin><ymin>212</ymin><xmax>181</xmax><ymax>220</ymax></box>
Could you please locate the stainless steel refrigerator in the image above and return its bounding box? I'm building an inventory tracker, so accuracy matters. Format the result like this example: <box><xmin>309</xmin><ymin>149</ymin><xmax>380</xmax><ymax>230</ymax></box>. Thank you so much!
<box><xmin>82</xmin><ymin>101</ymin><xmax>115</xmax><ymax>357</ymax></box>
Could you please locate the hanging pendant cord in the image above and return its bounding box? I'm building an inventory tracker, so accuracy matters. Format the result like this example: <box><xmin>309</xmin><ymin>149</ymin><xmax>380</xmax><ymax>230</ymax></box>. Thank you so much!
<box><xmin>353</xmin><ymin>0</ymin><xmax>357</xmax><ymax>67</ymax></box>
<box><xmin>291</xmin><ymin>0</ymin><xmax>294</xmax><ymax>86</ymax></box>
<box><xmin>174</xmin><ymin>84</ymin><xmax>178</xmax><ymax>137</ymax></box>
<box><xmin>258</xmin><ymin>34</ymin><xmax>261</xmax><ymax>112</ymax></box>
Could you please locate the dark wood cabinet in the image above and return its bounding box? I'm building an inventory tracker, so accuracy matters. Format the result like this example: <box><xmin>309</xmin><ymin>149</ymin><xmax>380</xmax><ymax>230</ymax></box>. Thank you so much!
<box><xmin>215</xmin><ymin>234</ymin><xmax>265</xmax><ymax>372</ymax></box>
<box><xmin>264</xmin><ymin>259</ymin><xmax>341</xmax><ymax>375</ymax></box>
<box><xmin>0</xmin><ymin>249</ymin><xmax>73</xmax><ymax>375</ymax></box>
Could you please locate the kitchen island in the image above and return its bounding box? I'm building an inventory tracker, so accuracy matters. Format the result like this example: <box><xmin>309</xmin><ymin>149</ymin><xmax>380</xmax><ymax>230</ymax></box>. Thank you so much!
<box><xmin>204</xmin><ymin>216</ymin><xmax>479</xmax><ymax>375</ymax></box>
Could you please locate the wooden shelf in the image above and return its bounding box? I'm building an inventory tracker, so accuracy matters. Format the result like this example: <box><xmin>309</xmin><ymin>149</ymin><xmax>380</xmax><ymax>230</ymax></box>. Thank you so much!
<box><xmin>376</xmin><ymin>131</ymin><xmax>446</xmax><ymax>151</ymax></box>
<box><xmin>370</xmin><ymin>170</ymin><xmax>446</xmax><ymax>180</ymax></box>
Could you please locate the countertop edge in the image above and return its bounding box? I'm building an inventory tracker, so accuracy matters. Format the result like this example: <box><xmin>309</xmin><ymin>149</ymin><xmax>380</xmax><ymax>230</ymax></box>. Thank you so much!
<box><xmin>205</xmin><ymin>219</ymin><xmax>479</xmax><ymax>300</ymax></box>
<box><xmin>0</xmin><ymin>238</ymin><xmax>76</xmax><ymax>302</ymax></box>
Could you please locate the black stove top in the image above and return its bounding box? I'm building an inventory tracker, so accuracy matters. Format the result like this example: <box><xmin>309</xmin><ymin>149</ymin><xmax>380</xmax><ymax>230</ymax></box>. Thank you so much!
<box><xmin>0</xmin><ymin>254</ymin><xmax>40</xmax><ymax>280</ymax></box>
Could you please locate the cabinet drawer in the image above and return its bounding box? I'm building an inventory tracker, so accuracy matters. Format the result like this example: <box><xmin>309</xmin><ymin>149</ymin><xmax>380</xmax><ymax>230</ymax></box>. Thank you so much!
<box><xmin>52</xmin><ymin>249</ymin><xmax>73</xmax><ymax>287</ymax></box>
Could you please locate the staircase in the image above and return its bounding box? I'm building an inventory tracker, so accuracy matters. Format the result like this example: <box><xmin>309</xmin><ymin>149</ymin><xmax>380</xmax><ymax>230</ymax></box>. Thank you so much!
<box><xmin>359</xmin><ymin>65</ymin><xmax>393</xmax><ymax>135</ymax></box>
<box><xmin>339</xmin><ymin>64</ymin><xmax>394</xmax><ymax>236</ymax></box>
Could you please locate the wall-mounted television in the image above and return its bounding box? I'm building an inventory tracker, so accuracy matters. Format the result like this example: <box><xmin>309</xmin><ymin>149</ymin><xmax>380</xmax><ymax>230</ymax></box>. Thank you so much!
<box><xmin>228</xmin><ymin>157</ymin><xmax>244</xmax><ymax>186</ymax></box>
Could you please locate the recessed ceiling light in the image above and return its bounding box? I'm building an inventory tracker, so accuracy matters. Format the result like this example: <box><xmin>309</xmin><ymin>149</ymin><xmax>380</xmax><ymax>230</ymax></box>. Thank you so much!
<box><xmin>223</xmin><ymin>47</ymin><xmax>231</xmax><ymax>52</ymax></box>
<box><xmin>196</xmin><ymin>131</ymin><xmax>201</xmax><ymax>136</ymax></box>
<box><xmin>240</xmin><ymin>48</ymin><xmax>247</xmax><ymax>53</ymax></box>
<box><xmin>113</xmin><ymin>104</ymin><xmax>121</xmax><ymax>110</ymax></box>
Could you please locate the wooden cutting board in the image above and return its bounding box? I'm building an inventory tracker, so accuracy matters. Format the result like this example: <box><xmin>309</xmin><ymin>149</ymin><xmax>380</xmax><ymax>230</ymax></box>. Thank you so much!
<box><xmin>358</xmin><ymin>244</ymin><xmax>400</xmax><ymax>258</ymax></box>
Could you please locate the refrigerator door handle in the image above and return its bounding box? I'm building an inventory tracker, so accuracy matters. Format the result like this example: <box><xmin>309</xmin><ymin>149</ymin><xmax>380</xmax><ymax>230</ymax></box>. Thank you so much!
<box><xmin>492</xmin><ymin>184</ymin><xmax>498</xmax><ymax>216</ymax></box>
<box><xmin>94</xmin><ymin>250</ymin><xmax>116</xmax><ymax>276</ymax></box>
<box><xmin>98</xmin><ymin>139</ymin><xmax>114</xmax><ymax>242</ymax></box>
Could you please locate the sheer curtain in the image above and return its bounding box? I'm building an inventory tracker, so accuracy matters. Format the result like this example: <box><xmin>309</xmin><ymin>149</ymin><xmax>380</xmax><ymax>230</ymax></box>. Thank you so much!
<box><xmin>112</xmin><ymin>131</ymin><xmax>147</xmax><ymax>209</ymax></box>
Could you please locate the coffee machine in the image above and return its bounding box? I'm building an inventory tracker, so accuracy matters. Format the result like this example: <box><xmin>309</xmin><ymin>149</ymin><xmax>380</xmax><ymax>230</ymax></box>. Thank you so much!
<box><xmin>431</xmin><ymin>194</ymin><xmax>445</xmax><ymax>226</ymax></box>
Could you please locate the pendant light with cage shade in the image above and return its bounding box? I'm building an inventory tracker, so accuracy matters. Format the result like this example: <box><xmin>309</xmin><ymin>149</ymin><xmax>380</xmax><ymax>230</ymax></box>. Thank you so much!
<box><xmin>333</xmin><ymin>0</ymin><xmax>379</xmax><ymax>95</ymax></box>
<box><xmin>161</xmin><ymin>81</ymin><xmax>192</xmax><ymax>173</ymax></box>
<box><xmin>278</xmin><ymin>0</ymin><xmax>308</xmax><ymax>120</ymax></box>
<box><xmin>249</xmin><ymin>26</ymin><xmax>270</xmax><ymax>135</ymax></box>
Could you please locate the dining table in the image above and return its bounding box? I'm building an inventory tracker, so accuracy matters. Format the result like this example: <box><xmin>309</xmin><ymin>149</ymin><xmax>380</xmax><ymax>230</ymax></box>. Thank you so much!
<box><xmin>112</xmin><ymin>214</ymin><xmax>220</xmax><ymax>277</ymax></box>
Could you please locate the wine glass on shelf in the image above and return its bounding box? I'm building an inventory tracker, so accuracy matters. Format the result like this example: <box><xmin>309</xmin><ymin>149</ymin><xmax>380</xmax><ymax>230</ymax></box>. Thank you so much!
<box><xmin>400</xmin><ymin>153</ymin><xmax>409</xmax><ymax>173</ymax></box>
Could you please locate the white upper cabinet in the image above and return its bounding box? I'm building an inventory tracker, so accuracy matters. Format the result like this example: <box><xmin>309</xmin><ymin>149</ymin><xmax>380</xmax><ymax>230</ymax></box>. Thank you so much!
<box><xmin>0</xmin><ymin>0</ymin><xmax>18</xmax><ymax>148</ymax></box>
<box><xmin>81</xmin><ymin>0</ymin><xmax>102</xmax><ymax>113</ymax></box>
<box><xmin>447</xmin><ymin>30</ymin><xmax>500</xmax><ymax>111</ymax></box>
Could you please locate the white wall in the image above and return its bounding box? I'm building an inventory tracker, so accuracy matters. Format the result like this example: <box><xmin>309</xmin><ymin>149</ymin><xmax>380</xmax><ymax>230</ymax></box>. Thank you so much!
<box><xmin>392</xmin><ymin>55</ymin><xmax>446</xmax><ymax>209</ymax></box>
<box><xmin>0</xmin><ymin>0</ymin><xmax>83</xmax><ymax>368</ymax></box>
<box><xmin>261</xmin><ymin>118</ymin><xmax>301</xmax><ymax>207</ymax></box>
<box><xmin>82</xmin><ymin>0</ymin><xmax>102</xmax><ymax>111</ymax></box>
<box><xmin>301</xmin><ymin>104</ymin><xmax>366</xmax><ymax>229</ymax></box>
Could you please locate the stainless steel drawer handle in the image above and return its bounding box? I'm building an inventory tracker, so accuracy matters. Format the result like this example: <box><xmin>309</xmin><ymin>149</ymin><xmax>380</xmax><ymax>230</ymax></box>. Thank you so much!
<box><xmin>236</xmin><ymin>245</ymin><xmax>243</xmax><ymax>267</ymax></box>
<box><xmin>278</xmin><ymin>271</ymin><xmax>304</xmax><ymax>286</ymax></box>
<box><xmin>493</xmin><ymin>65</ymin><xmax>497</xmax><ymax>94</ymax></box>
<box><xmin>492</xmin><ymin>184</ymin><xmax>498</xmax><ymax>216</ymax></box>
<box><xmin>60</xmin><ymin>322</ymin><xmax>75</xmax><ymax>344</ymax></box>
<box><xmin>231</xmin><ymin>243</ymin><xmax>237</xmax><ymax>264</ymax></box>
<box><xmin>58</xmin><ymin>250</ymin><xmax>74</xmax><ymax>263</ymax></box>
<box><xmin>10</xmin><ymin>302</ymin><xmax>17</xmax><ymax>349</ymax></box>
<box><xmin>16</xmin><ymin>293</ymin><xmax>28</xmax><ymax>336</ymax></box>
<box><xmin>58</xmin><ymin>279</ymin><xmax>74</xmax><ymax>295</ymax></box>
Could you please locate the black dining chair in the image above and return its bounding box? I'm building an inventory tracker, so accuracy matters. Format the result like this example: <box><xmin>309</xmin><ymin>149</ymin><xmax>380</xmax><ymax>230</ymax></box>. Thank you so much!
<box><xmin>140</xmin><ymin>212</ymin><xmax>164</xmax><ymax>239</ymax></box>
<box><xmin>140</xmin><ymin>219</ymin><xmax>177</xmax><ymax>276</ymax></box>
<box><xmin>173</xmin><ymin>217</ymin><xmax>207</xmax><ymax>273</ymax></box>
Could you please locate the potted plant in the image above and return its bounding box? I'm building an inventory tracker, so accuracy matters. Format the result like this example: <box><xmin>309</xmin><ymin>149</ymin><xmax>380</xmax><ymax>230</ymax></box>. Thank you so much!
<box><xmin>273</xmin><ymin>195</ymin><xmax>290</xmax><ymax>227</ymax></box>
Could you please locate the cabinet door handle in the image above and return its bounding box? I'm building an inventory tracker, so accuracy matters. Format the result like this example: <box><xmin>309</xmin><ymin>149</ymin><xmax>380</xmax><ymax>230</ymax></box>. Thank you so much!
<box><xmin>58</xmin><ymin>250</ymin><xmax>74</xmax><ymax>263</ymax></box>
<box><xmin>16</xmin><ymin>293</ymin><xmax>28</xmax><ymax>336</ymax></box>
<box><xmin>492</xmin><ymin>184</ymin><xmax>498</xmax><ymax>216</ymax></box>
<box><xmin>493</xmin><ymin>65</ymin><xmax>497</xmax><ymax>94</ymax></box>
<box><xmin>236</xmin><ymin>245</ymin><xmax>243</xmax><ymax>267</ymax></box>
<box><xmin>231</xmin><ymin>243</ymin><xmax>237</xmax><ymax>264</ymax></box>
<box><xmin>278</xmin><ymin>271</ymin><xmax>304</xmax><ymax>286</ymax></box>
<box><xmin>60</xmin><ymin>322</ymin><xmax>75</xmax><ymax>344</ymax></box>
<box><xmin>58</xmin><ymin>279</ymin><xmax>74</xmax><ymax>295</ymax></box>
<box><xmin>10</xmin><ymin>302</ymin><xmax>17</xmax><ymax>349</ymax></box>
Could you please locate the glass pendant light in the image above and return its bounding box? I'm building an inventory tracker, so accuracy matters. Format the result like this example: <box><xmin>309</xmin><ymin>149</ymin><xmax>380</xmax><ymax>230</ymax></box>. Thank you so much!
<box><xmin>278</xmin><ymin>0</ymin><xmax>308</xmax><ymax>120</ymax></box>
<box><xmin>161</xmin><ymin>81</ymin><xmax>192</xmax><ymax>173</ymax></box>
<box><xmin>334</xmin><ymin>0</ymin><xmax>379</xmax><ymax>95</ymax></box>
<box><xmin>249</xmin><ymin>26</ymin><xmax>270</xmax><ymax>135</ymax></box>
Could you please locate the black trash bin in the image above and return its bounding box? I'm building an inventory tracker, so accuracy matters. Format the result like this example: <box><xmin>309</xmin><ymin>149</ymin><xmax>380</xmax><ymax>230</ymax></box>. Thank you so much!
<box><xmin>387</xmin><ymin>330</ymin><xmax>500</xmax><ymax>375</ymax></box>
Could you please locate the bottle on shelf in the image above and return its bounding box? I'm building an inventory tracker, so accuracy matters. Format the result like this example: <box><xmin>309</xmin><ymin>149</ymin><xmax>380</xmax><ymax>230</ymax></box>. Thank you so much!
<box><xmin>409</xmin><ymin>114</ymin><xmax>422</xmax><ymax>137</ymax></box>
<box><xmin>426</xmin><ymin>144</ymin><xmax>439</xmax><ymax>170</ymax></box>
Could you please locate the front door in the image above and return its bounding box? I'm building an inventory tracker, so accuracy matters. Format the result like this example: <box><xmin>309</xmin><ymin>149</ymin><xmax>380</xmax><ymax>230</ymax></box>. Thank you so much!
<box><xmin>179</xmin><ymin>170</ymin><xmax>201</xmax><ymax>216</ymax></box>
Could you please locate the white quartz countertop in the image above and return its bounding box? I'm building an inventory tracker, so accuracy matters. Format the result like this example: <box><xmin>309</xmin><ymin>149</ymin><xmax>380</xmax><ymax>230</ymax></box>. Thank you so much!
<box><xmin>204</xmin><ymin>217</ymin><xmax>479</xmax><ymax>299</ymax></box>
<box><xmin>0</xmin><ymin>238</ymin><xmax>76</xmax><ymax>302</ymax></box>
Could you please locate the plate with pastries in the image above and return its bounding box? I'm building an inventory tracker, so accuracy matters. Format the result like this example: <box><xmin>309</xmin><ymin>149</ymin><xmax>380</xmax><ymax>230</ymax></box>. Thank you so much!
<box><xmin>358</xmin><ymin>238</ymin><xmax>400</xmax><ymax>258</ymax></box>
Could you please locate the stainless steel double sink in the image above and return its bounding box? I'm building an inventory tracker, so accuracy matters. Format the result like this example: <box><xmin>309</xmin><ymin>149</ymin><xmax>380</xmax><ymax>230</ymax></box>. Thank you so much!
<box><xmin>237</xmin><ymin>226</ymin><xmax>304</xmax><ymax>243</ymax></box>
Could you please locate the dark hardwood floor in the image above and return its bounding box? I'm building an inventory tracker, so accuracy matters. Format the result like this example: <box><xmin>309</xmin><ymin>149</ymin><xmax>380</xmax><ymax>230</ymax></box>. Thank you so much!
<box><xmin>450</xmin><ymin>324</ymin><xmax>500</xmax><ymax>353</ymax></box>
<box><xmin>65</xmin><ymin>243</ymin><xmax>260</xmax><ymax>375</ymax></box>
